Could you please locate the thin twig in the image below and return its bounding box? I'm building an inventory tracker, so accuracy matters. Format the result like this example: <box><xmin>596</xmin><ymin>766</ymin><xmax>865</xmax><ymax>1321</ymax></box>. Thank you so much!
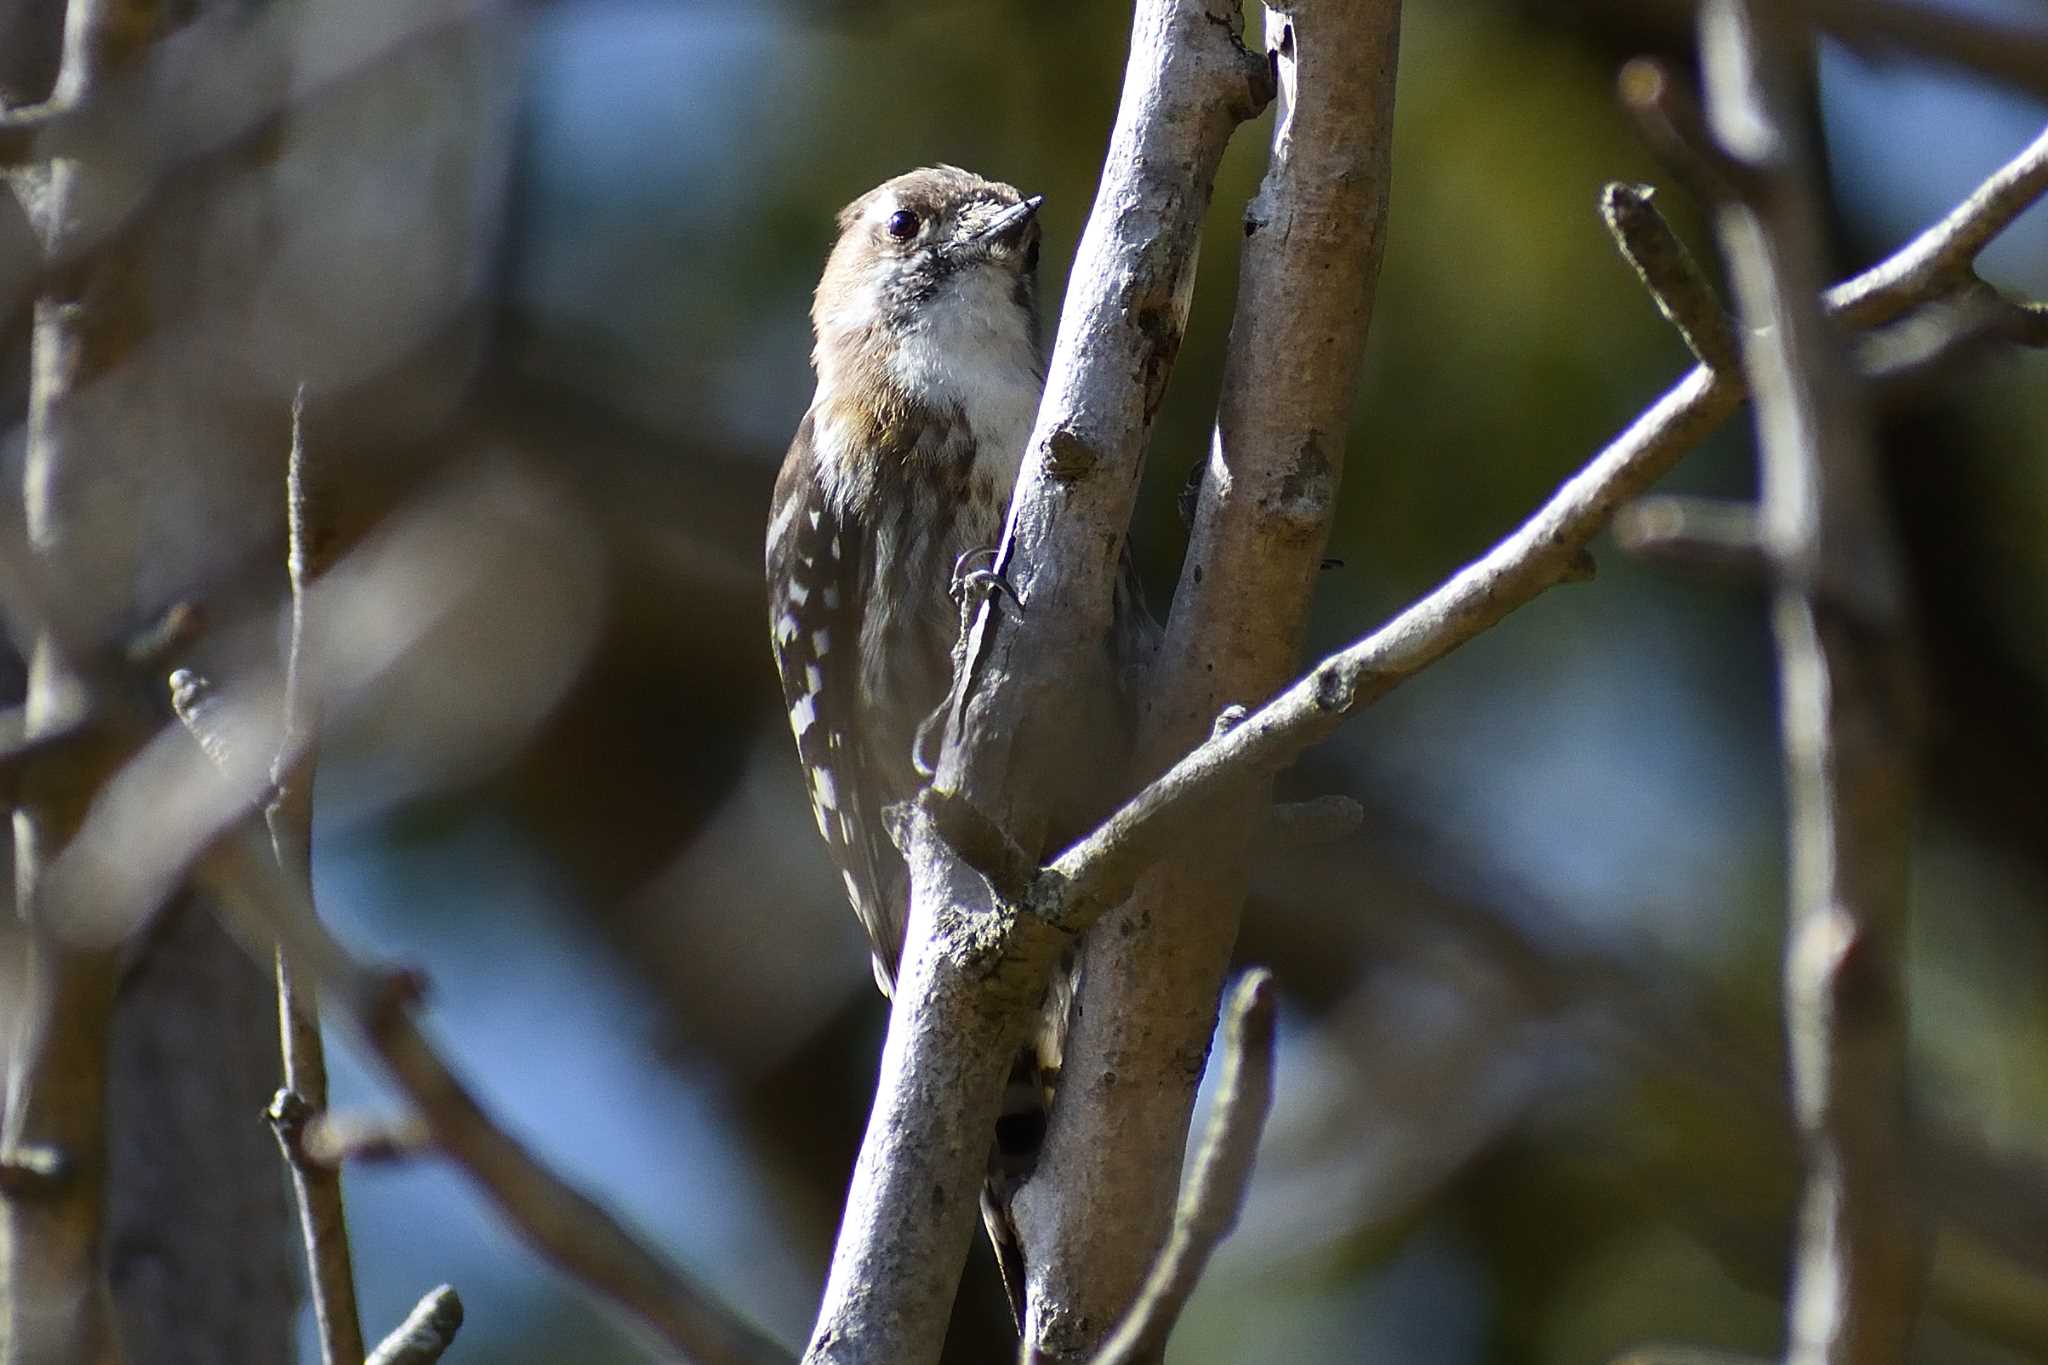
<box><xmin>1826</xmin><ymin>120</ymin><xmax>2048</xmax><ymax>329</ymax></box>
<box><xmin>1618</xmin><ymin>58</ymin><xmax>1765</xmax><ymax>205</ymax></box>
<box><xmin>1614</xmin><ymin>496</ymin><xmax>1766</xmax><ymax>579</ymax></box>
<box><xmin>1700</xmin><ymin>6</ymin><xmax>1920</xmax><ymax>1364</ymax></box>
<box><xmin>0</xmin><ymin>98</ymin><xmax>65</xmax><ymax>166</ymax></box>
<box><xmin>264</xmin><ymin>386</ymin><xmax>366</xmax><ymax>1365</ymax></box>
<box><xmin>301</xmin><ymin>1109</ymin><xmax>436</xmax><ymax>1168</ymax></box>
<box><xmin>1085</xmin><ymin>970</ymin><xmax>1279</xmax><ymax>1365</ymax></box>
<box><xmin>365</xmin><ymin>1285</ymin><xmax>464</xmax><ymax>1365</ymax></box>
<box><xmin>1600</xmin><ymin>181</ymin><xmax>1739</xmax><ymax>372</ymax></box>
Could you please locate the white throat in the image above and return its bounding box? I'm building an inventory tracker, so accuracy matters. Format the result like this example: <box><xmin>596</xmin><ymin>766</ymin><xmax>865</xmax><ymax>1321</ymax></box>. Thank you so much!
<box><xmin>840</xmin><ymin>267</ymin><xmax>1043</xmax><ymax>488</ymax></box>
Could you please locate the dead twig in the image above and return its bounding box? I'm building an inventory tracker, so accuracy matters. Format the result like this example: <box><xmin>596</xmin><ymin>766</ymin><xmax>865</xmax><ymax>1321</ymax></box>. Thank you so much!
<box><xmin>1600</xmin><ymin>181</ymin><xmax>1739</xmax><ymax>372</ymax></box>
<box><xmin>365</xmin><ymin>1285</ymin><xmax>465</xmax><ymax>1365</ymax></box>
<box><xmin>259</xmin><ymin>384</ymin><xmax>366</xmax><ymax>1365</ymax></box>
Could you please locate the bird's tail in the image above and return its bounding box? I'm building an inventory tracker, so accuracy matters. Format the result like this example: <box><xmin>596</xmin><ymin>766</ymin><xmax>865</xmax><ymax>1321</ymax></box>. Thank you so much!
<box><xmin>981</xmin><ymin>952</ymin><xmax>1074</xmax><ymax>1332</ymax></box>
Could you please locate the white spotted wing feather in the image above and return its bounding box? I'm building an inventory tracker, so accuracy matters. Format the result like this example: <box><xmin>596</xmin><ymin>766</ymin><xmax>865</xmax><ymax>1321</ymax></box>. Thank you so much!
<box><xmin>767</xmin><ymin>412</ymin><xmax>905</xmax><ymax>992</ymax></box>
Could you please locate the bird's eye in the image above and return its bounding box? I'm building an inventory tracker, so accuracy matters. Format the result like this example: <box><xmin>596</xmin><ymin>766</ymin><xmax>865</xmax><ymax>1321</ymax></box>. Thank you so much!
<box><xmin>885</xmin><ymin>209</ymin><xmax>920</xmax><ymax>240</ymax></box>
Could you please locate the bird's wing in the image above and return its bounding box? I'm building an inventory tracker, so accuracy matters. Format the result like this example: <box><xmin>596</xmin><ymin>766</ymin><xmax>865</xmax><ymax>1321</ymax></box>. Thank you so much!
<box><xmin>767</xmin><ymin>412</ymin><xmax>907</xmax><ymax>993</ymax></box>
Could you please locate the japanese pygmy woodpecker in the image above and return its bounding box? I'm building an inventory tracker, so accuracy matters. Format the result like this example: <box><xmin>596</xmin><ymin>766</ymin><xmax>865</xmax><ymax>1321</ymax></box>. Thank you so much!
<box><xmin>764</xmin><ymin>165</ymin><xmax>1153</xmax><ymax>1327</ymax></box>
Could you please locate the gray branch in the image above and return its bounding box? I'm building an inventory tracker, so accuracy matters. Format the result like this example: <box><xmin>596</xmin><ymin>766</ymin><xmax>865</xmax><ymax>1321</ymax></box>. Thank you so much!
<box><xmin>1700</xmin><ymin>5</ymin><xmax>1921</xmax><ymax>1364</ymax></box>
<box><xmin>263</xmin><ymin>387</ymin><xmax>366</xmax><ymax>1365</ymax></box>
<box><xmin>1601</xmin><ymin>181</ymin><xmax>1739</xmax><ymax>372</ymax></box>
<box><xmin>1018</xmin><ymin>2</ymin><xmax>1402</xmax><ymax>1356</ymax></box>
<box><xmin>364</xmin><ymin>1285</ymin><xmax>464</xmax><ymax>1365</ymax></box>
<box><xmin>1025</xmin><ymin>113</ymin><xmax>2048</xmax><ymax>943</ymax></box>
<box><xmin>2</xmin><ymin>0</ymin><xmax>166</xmax><ymax>1359</ymax></box>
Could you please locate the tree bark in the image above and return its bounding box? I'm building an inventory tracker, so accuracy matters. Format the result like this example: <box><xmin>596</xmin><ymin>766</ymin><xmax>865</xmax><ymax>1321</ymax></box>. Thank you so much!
<box><xmin>1020</xmin><ymin>6</ymin><xmax>1402</xmax><ymax>1356</ymax></box>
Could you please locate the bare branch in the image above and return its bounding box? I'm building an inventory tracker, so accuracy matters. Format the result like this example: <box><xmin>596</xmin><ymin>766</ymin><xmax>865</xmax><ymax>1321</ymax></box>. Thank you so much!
<box><xmin>1017</xmin><ymin>5</ymin><xmax>1401</xmax><ymax>1354</ymax></box>
<box><xmin>1086</xmin><ymin>970</ymin><xmax>1278</xmax><ymax>1365</ymax></box>
<box><xmin>0</xmin><ymin>98</ymin><xmax>66</xmax><ymax>167</ymax></box>
<box><xmin>1856</xmin><ymin>281</ymin><xmax>2048</xmax><ymax>393</ymax></box>
<box><xmin>258</xmin><ymin>385</ymin><xmax>366</xmax><ymax>1365</ymax></box>
<box><xmin>1031</xmin><ymin>113</ymin><xmax>2048</xmax><ymax>938</ymax></box>
<box><xmin>365</xmin><ymin>1285</ymin><xmax>465</xmax><ymax>1365</ymax></box>
<box><xmin>1034</xmin><ymin>361</ymin><xmax>1742</xmax><ymax>931</ymax></box>
<box><xmin>1600</xmin><ymin>180</ymin><xmax>1739</xmax><ymax>372</ymax></box>
<box><xmin>2</xmin><ymin>0</ymin><xmax>166</xmax><ymax>1356</ymax></box>
<box><xmin>1618</xmin><ymin>58</ymin><xmax>1765</xmax><ymax>206</ymax></box>
<box><xmin>1614</xmin><ymin>496</ymin><xmax>1766</xmax><ymax>579</ymax></box>
<box><xmin>1827</xmin><ymin>120</ymin><xmax>2048</xmax><ymax>328</ymax></box>
<box><xmin>300</xmin><ymin>1109</ymin><xmax>436</xmax><ymax>1168</ymax></box>
<box><xmin>1699</xmin><ymin>6</ymin><xmax>1921</xmax><ymax>1365</ymax></box>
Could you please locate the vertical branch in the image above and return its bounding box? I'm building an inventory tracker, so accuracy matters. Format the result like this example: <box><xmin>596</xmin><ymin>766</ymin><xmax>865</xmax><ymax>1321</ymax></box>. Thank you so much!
<box><xmin>265</xmin><ymin>387</ymin><xmax>365</xmax><ymax>1365</ymax></box>
<box><xmin>2</xmin><ymin>1</ymin><xmax>163</xmax><ymax>1361</ymax></box>
<box><xmin>807</xmin><ymin>4</ymin><xmax>1271</xmax><ymax>1363</ymax></box>
<box><xmin>1020</xmin><ymin>3</ymin><xmax>1402</xmax><ymax>1358</ymax></box>
<box><xmin>1698</xmin><ymin>6</ymin><xmax>1921</xmax><ymax>1365</ymax></box>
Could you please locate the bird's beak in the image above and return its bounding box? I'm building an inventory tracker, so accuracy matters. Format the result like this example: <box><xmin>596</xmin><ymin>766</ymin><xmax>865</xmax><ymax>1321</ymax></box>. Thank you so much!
<box><xmin>974</xmin><ymin>194</ymin><xmax>1044</xmax><ymax>249</ymax></box>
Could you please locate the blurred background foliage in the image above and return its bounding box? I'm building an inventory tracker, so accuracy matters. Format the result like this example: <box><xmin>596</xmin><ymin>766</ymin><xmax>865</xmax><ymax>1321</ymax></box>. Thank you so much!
<box><xmin>2</xmin><ymin>0</ymin><xmax>2046</xmax><ymax>1361</ymax></box>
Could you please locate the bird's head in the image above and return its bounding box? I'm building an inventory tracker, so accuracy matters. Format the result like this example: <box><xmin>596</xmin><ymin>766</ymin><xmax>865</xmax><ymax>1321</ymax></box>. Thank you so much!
<box><xmin>811</xmin><ymin>166</ymin><xmax>1043</xmax><ymax>388</ymax></box>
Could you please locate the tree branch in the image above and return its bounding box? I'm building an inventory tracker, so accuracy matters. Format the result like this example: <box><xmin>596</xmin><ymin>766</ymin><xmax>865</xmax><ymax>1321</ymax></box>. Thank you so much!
<box><xmin>1600</xmin><ymin>181</ymin><xmax>1739</xmax><ymax>372</ymax></box>
<box><xmin>1019</xmin><ymin>3</ymin><xmax>1401</xmax><ymax>1356</ymax></box>
<box><xmin>1</xmin><ymin>1</ymin><xmax>165</xmax><ymax>1359</ymax></box>
<box><xmin>0</xmin><ymin>98</ymin><xmax>66</xmax><ymax>167</ymax></box>
<box><xmin>364</xmin><ymin>1285</ymin><xmax>464</xmax><ymax>1365</ymax></box>
<box><xmin>807</xmin><ymin>5</ymin><xmax>1272</xmax><ymax>1362</ymax></box>
<box><xmin>1085</xmin><ymin>970</ymin><xmax>1278</xmax><ymax>1365</ymax></box>
<box><xmin>1030</xmin><ymin>111</ymin><xmax>2048</xmax><ymax>939</ymax></box>
<box><xmin>1614</xmin><ymin>496</ymin><xmax>1766</xmax><ymax>579</ymax></box>
<box><xmin>1699</xmin><ymin>6</ymin><xmax>1921</xmax><ymax>1364</ymax></box>
<box><xmin>263</xmin><ymin>387</ymin><xmax>366</xmax><ymax>1365</ymax></box>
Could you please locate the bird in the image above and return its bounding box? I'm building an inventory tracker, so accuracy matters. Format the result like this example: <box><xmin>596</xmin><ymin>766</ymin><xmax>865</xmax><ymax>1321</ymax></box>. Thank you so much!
<box><xmin>764</xmin><ymin>165</ymin><xmax>1150</xmax><ymax>1331</ymax></box>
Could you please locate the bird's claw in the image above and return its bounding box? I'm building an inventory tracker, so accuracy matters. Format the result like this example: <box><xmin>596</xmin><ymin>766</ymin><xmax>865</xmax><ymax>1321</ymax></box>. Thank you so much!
<box><xmin>950</xmin><ymin>546</ymin><xmax>1022</xmax><ymax>614</ymax></box>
